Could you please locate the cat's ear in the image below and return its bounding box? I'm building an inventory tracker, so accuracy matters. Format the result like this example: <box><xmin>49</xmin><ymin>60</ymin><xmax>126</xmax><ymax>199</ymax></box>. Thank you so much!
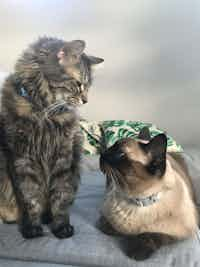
<box><xmin>57</xmin><ymin>40</ymin><xmax>85</xmax><ymax>65</ymax></box>
<box><xmin>140</xmin><ymin>134</ymin><xmax>167</xmax><ymax>177</ymax></box>
<box><xmin>147</xmin><ymin>134</ymin><xmax>167</xmax><ymax>157</ymax></box>
<box><xmin>138</xmin><ymin>127</ymin><xmax>151</xmax><ymax>141</ymax></box>
<box><xmin>58</xmin><ymin>40</ymin><xmax>85</xmax><ymax>59</ymax></box>
<box><xmin>88</xmin><ymin>56</ymin><xmax>104</xmax><ymax>65</ymax></box>
<box><xmin>69</xmin><ymin>40</ymin><xmax>86</xmax><ymax>56</ymax></box>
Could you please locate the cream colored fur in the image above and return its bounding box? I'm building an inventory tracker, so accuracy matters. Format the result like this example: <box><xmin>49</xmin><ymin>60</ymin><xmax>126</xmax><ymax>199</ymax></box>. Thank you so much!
<box><xmin>102</xmin><ymin>154</ymin><xmax>199</xmax><ymax>239</ymax></box>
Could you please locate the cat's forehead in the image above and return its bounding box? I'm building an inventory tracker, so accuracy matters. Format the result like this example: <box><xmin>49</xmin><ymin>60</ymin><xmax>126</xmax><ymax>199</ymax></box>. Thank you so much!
<box><xmin>116</xmin><ymin>138</ymin><xmax>139</xmax><ymax>148</ymax></box>
<box><xmin>118</xmin><ymin>138</ymin><xmax>149</xmax><ymax>165</ymax></box>
<box><xmin>58</xmin><ymin>53</ymin><xmax>91</xmax><ymax>84</ymax></box>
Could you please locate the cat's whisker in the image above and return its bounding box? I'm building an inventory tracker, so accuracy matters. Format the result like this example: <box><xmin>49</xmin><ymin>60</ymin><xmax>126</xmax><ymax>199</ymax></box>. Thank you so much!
<box><xmin>108</xmin><ymin>166</ymin><xmax>121</xmax><ymax>190</ymax></box>
<box><xmin>44</xmin><ymin>101</ymin><xmax>68</xmax><ymax>118</ymax></box>
<box><xmin>100</xmin><ymin>155</ymin><xmax>123</xmax><ymax>191</ymax></box>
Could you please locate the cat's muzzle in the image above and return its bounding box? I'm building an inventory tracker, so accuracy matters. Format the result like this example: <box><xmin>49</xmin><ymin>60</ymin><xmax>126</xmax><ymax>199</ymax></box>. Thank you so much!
<box><xmin>100</xmin><ymin>150</ymin><xmax>124</xmax><ymax>167</ymax></box>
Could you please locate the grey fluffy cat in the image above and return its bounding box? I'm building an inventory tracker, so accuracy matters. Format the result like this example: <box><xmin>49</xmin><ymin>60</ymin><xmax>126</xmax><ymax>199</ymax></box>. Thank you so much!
<box><xmin>0</xmin><ymin>37</ymin><xmax>103</xmax><ymax>239</ymax></box>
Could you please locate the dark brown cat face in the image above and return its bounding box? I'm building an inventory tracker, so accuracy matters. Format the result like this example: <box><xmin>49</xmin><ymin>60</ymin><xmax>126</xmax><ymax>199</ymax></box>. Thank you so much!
<box><xmin>100</xmin><ymin>128</ymin><xmax>167</xmax><ymax>192</ymax></box>
<box><xmin>14</xmin><ymin>37</ymin><xmax>104</xmax><ymax>110</ymax></box>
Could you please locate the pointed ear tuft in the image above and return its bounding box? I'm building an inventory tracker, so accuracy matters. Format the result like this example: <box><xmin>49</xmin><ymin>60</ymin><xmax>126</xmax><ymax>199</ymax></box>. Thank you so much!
<box><xmin>138</xmin><ymin>127</ymin><xmax>151</xmax><ymax>141</ymax></box>
<box><xmin>69</xmin><ymin>40</ymin><xmax>86</xmax><ymax>56</ymax></box>
<box><xmin>88</xmin><ymin>56</ymin><xmax>104</xmax><ymax>65</ymax></box>
<box><xmin>144</xmin><ymin>134</ymin><xmax>167</xmax><ymax>177</ymax></box>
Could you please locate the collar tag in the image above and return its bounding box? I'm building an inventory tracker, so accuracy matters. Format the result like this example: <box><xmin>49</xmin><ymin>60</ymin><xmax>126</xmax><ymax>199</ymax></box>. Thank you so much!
<box><xmin>20</xmin><ymin>86</ymin><xmax>29</xmax><ymax>98</ymax></box>
<box><xmin>119</xmin><ymin>191</ymin><xmax>161</xmax><ymax>207</ymax></box>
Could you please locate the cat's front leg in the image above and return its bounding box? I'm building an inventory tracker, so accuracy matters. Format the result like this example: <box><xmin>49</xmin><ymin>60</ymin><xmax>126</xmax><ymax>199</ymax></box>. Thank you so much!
<box><xmin>71</xmin><ymin>131</ymin><xmax>82</xmax><ymax>182</ymax></box>
<box><xmin>124</xmin><ymin>233</ymin><xmax>175</xmax><ymax>261</ymax></box>
<box><xmin>50</xmin><ymin>158</ymin><xmax>78</xmax><ymax>239</ymax></box>
<box><xmin>13</xmin><ymin>158</ymin><xmax>45</xmax><ymax>239</ymax></box>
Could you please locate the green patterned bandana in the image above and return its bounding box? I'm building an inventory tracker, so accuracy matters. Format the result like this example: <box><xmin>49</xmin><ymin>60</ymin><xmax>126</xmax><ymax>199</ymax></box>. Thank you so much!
<box><xmin>80</xmin><ymin>120</ymin><xmax>183</xmax><ymax>155</ymax></box>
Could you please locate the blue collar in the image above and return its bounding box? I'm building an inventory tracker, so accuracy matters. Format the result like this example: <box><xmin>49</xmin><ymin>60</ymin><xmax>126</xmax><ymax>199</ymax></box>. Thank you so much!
<box><xmin>19</xmin><ymin>86</ymin><xmax>29</xmax><ymax>98</ymax></box>
<box><xmin>114</xmin><ymin>190</ymin><xmax>162</xmax><ymax>207</ymax></box>
<box><xmin>125</xmin><ymin>192</ymin><xmax>161</xmax><ymax>207</ymax></box>
<box><xmin>18</xmin><ymin>86</ymin><xmax>31</xmax><ymax>101</ymax></box>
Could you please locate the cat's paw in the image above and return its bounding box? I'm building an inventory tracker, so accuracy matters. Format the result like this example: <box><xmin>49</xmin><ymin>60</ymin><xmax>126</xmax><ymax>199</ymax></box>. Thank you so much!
<box><xmin>127</xmin><ymin>246</ymin><xmax>154</xmax><ymax>261</ymax></box>
<box><xmin>52</xmin><ymin>223</ymin><xmax>74</xmax><ymax>239</ymax></box>
<box><xmin>124</xmin><ymin>235</ymin><xmax>156</xmax><ymax>261</ymax></box>
<box><xmin>21</xmin><ymin>224</ymin><xmax>44</xmax><ymax>239</ymax></box>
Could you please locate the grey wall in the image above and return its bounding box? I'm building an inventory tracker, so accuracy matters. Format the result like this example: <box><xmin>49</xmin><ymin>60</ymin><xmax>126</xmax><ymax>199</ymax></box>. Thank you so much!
<box><xmin>0</xmin><ymin>0</ymin><xmax>199</xmax><ymax>147</ymax></box>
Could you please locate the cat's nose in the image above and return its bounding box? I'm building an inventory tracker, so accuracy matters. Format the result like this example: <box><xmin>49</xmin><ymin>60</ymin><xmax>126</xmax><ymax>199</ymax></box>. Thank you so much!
<box><xmin>101</xmin><ymin>150</ymin><xmax>125</xmax><ymax>165</ymax></box>
<box><xmin>100</xmin><ymin>152</ymin><xmax>107</xmax><ymax>161</ymax></box>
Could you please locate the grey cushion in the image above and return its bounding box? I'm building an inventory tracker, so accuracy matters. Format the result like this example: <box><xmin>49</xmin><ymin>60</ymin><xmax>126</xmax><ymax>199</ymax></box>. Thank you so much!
<box><xmin>0</xmin><ymin>260</ymin><xmax>68</xmax><ymax>267</ymax></box>
<box><xmin>0</xmin><ymin>153</ymin><xmax>199</xmax><ymax>267</ymax></box>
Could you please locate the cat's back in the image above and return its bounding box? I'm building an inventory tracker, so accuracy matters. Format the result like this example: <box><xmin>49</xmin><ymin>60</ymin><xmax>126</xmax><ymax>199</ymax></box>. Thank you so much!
<box><xmin>167</xmin><ymin>152</ymin><xmax>195</xmax><ymax>200</ymax></box>
<box><xmin>167</xmin><ymin>152</ymin><xmax>199</xmax><ymax>233</ymax></box>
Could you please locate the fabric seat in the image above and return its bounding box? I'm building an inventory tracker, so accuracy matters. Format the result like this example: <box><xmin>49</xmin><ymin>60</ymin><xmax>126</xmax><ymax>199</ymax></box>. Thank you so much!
<box><xmin>0</xmin><ymin>152</ymin><xmax>199</xmax><ymax>267</ymax></box>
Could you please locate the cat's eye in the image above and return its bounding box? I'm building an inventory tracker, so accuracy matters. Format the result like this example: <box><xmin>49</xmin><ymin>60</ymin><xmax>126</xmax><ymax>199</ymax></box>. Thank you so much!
<box><xmin>75</xmin><ymin>81</ymin><xmax>82</xmax><ymax>92</ymax></box>
<box><xmin>80</xmin><ymin>84</ymin><xmax>85</xmax><ymax>92</ymax></box>
<box><xmin>119</xmin><ymin>152</ymin><xmax>125</xmax><ymax>158</ymax></box>
<box><xmin>115</xmin><ymin>151</ymin><xmax>125</xmax><ymax>159</ymax></box>
<box><xmin>76</xmin><ymin>81</ymin><xmax>82</xmax><ymax>87</ymax></box>
<box><xmin>112</xmin><ymin>151</ymin><xmax>126</xmax><ymax>162</ymax></box>
<box><xmin>76</xmin><ymin>82</ymin><xmax>85</xmax><ymax>93</ymax></box>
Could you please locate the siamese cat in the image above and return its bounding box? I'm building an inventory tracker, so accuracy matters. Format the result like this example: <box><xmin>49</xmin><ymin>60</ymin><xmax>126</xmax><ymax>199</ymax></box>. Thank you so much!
<box><xmin>98</xmin><ymin>127</ymin><xmax>199</xmax><ymax>261</ymax></box>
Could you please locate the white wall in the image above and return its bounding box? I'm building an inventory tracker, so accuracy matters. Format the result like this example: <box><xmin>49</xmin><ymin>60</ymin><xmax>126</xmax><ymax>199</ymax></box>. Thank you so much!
<box><xmin>0</xmin><ymin>0</ymin><xmax>199</xmax><ymax>147</ymax></box>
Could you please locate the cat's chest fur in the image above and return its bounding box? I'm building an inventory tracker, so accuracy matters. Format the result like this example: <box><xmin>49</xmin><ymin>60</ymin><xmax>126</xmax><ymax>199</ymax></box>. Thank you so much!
<box><xmin>6</xmin><ymin>114</ymin><xmax>79</xmax><ymax>165</ymax></box>
<box><xmin>101</xmin><ymin>192</ymin><xmax>160</xmax><ymax>235</ymax></box>
<box><xmin>101</xmin><ymin>173</ymin><xmax>198</xmax><ymax>238</ymax></box>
